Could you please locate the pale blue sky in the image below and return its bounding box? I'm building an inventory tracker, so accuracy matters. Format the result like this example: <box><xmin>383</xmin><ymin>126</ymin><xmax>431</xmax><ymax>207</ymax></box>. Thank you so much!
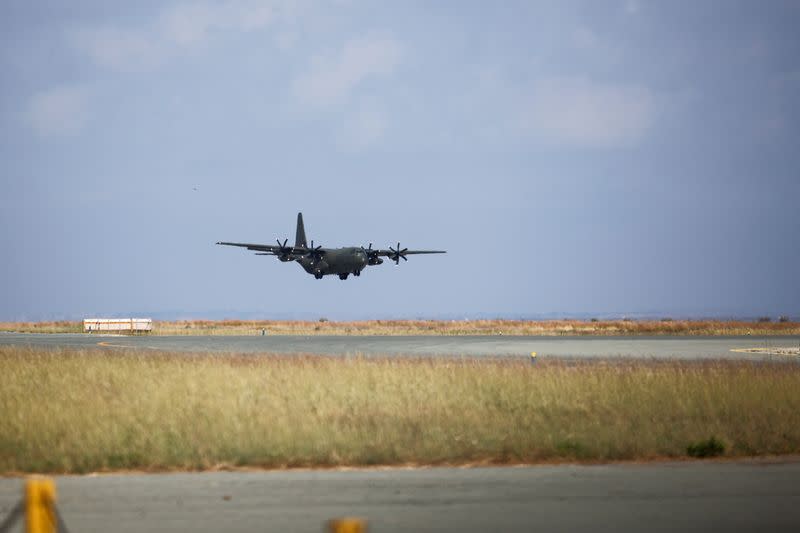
<box><xmin>1</xmin><ymin>1</ymin><xmax>798</xmax><ymax>320</ymax></box>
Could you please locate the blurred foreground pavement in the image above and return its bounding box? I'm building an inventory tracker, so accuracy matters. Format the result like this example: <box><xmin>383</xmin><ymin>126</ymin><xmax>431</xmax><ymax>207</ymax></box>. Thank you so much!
<box><xmin>1</xmin><ymin>461</ymin><xmax>799</xmax><ymax>532</ymax></box>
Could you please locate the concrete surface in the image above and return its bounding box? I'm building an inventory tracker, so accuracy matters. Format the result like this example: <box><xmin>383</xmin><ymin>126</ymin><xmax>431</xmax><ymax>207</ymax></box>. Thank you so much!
<box><xmin>1</xmin><ymin>332</ymin><xmax>800</xmax><ymax>360</ymax></box>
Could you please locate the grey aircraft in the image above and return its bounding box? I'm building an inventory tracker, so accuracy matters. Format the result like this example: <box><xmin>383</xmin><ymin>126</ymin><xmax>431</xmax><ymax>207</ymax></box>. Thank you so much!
<box><xmin>217</xmin><ymin>213</ymin><xmax>446</xmax><ymax>280</ymax></box>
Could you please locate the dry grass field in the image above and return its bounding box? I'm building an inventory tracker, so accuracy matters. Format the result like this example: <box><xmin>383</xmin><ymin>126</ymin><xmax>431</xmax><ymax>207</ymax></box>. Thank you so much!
<box><xmin>1</xmin><ymin>318</ymin><xmax>799</xmax><ymax>336</ymax></box>
<box><xmin>1</xmin><ymin>346</ymin><xmax>799</xmax><ymax>474</ymax></box>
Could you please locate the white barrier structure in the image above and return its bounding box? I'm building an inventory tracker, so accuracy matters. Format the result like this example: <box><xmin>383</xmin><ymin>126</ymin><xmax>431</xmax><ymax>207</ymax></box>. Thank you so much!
<box><xmin>83</xmin><ymin>318</ymin><xmax>152</xmax><ymax>333</ymax></box>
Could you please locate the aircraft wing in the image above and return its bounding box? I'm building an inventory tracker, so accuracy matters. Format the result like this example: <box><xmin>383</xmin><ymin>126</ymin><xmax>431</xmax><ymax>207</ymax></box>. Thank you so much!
<box><xmin>216</xmin><ymin>241</ymin><xmax>281</xmax><ymax>254</ymax></box>
<box><xmin>216</xmin><ymin>241</ymin><xmax>322</xmax><ymax>257</ymax></box>
<box><xmin>375</xmin><ymin>250</ymin><xmax>447</xmax><ymax>256</ymax></box>
<box><xmin>373</xmin><ymin>244</ymin><xmax>446</xmax><ymax>264</ymax></box>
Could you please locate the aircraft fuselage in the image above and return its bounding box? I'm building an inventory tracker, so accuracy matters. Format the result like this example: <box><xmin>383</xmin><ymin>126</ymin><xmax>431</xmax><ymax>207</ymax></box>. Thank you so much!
<box><xmin>297</xmin><ymin>247</ymin><xmax>371</xmax><ymax>279</ymax></box>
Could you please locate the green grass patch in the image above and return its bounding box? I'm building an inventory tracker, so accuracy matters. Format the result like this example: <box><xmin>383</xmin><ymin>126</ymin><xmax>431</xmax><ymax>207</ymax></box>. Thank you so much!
<box><xmin>1</xmin><ymin>347</ymin><xmax>799</xmax><ymax>474</ymax></box>
<box><xmin>687</xmin><ymin>437</ymin><xmax>726</xmax><ymax>458</ymax></box>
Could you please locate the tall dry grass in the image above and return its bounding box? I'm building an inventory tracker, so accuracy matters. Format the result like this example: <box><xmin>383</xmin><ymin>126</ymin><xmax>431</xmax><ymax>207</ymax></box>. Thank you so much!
<box><xmin>0</xmin><ymin>321</ymin><xmax>83</xmax><ymax>334</ymax></box>
<box><xmin>2</xmin><ymin>319</ymin><xmax>799</xmax><ymax>336</ymax></box>
<box><xmin>1</xmin><ymin>347</ymin><xmax>799</xmax><ymax>474</ymax></box>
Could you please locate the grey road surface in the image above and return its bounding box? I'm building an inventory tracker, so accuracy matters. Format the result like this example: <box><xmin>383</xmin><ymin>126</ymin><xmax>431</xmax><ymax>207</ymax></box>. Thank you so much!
<box><xmin>1</xmin><ymin>462</ymin><xmax>799</xmax><ymax>532</ymax></box>
<box><xmin>1</xmin><ymin>332</ymin><xmax>800</xmax><ymax>360</ymax></box>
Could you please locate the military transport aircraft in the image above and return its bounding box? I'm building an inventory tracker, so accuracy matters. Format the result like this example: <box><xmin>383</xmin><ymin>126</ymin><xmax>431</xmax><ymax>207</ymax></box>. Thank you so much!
<box><xmin>216</xmin><ymin>213</ymin><xmax>446</xmax><ymax>280</ymax></box>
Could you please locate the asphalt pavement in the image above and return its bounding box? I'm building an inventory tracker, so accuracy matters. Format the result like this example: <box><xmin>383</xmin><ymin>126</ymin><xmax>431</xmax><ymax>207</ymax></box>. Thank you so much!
<box><xmin>1</xmin><ymin>461</ymin><xmax>799</xmax><ymax>532</ymax></box>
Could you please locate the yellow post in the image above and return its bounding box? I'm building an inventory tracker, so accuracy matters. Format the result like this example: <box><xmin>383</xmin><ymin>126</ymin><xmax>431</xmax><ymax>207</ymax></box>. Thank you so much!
<box><xmin>26</xmin><ymin>477</ymin><xmax>57</xmax><ymax>533</ymax></box>
<box><xmin>327</xmin><ymin>517</ymin><xmax>367</xmax><ymax>533</ymax></box>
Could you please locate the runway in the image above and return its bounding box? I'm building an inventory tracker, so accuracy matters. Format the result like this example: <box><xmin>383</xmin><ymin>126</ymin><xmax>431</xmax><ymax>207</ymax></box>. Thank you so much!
<box><xmin>1</xmin><ymin>461</ymin><xmax>798</xmax><ymax>532</ymax></box>
<box><xmin>1</xmin><ymin>332</ymin><xmax>799</xmax><ymax>360</ymax></box>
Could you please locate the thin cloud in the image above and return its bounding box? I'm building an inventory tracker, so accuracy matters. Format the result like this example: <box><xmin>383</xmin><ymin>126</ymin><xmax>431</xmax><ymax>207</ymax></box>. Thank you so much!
<box><xmin>71</xmin><ymin>26</ymin><xmax>167</xmax><ymax>72</ymax></box>
<box><xmin>27</xmin><ymin>85</ymin><xmax>91</xmax><ymax>138</ymax></box>
<box><xmin>625</xmin><ymin>0</ymin><xmax>642</xmax><ymax>15</ymax></box>
<box><xmin>522</xmin><ymin>77</ymin><xmax>656</xmax><ymax>147</ymax></box>
<box><xmin>292</xmin><ymin>32</ymin><xmax>403</xmax><ymax>109</ymax></box>
<box><xmin>158</xmin><ymin>1</ymin><xmax>275</xmax><ymax>46</ymax></box>
<box><xmin>71</xmin><ymin>1</ymin><xmax>279</xmax><ymax>72</ymax></box>
<box><xmin>337</xmin><ymin>107</ymin><xmax>387</xmax><ymax>152</ymax></box>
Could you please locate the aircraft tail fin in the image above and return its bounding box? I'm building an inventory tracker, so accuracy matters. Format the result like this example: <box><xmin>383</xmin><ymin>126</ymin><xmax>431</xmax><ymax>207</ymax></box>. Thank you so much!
<box><xmin>295</xmin><ymin>212</ymin><xmax>307</xmax><ymax>248</ymax></box>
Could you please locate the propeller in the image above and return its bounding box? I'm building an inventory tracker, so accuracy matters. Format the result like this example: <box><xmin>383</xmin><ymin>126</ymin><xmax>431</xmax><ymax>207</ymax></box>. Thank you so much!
<box><xmin>305</xmin><ymin>240</ymin><xmax>324</xmax><ymax>263</ymax></box>
<box><xmin>388</xmin><ymin>242</ymin><xmax>408</xmax><ymax>264</ymax></box>
<box><xmin>275</xmin><ymin>238</ymin><xmax>294</xmax><ymax>261</ymax></box>
<box><xmin>362</xmin><ymin>242</ymin><xmax>382</xmax><ymax>265</ymax></box>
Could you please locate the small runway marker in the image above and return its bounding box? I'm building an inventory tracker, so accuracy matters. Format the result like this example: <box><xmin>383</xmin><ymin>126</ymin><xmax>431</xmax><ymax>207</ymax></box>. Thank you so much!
<box><xmin>97</xmin><ymin>341</ymin><xmax>132</xmax><ymax>348</ymax></box>
<box><xmin>327</xmin><ymin>518</ymin><xmax>367</xmax><ymax>533</ymax></box>
<box><xmin>97</xmin><ymin>340</ymin><xmax>159</xmax><ymax>350</ymax></box>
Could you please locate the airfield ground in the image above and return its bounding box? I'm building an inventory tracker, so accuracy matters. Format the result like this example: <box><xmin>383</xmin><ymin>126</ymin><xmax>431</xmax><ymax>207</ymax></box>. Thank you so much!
<box><xmin>1</xmin><ymin>346</ymin><xmax>799</xmax><ymax>475</ymax></box>
<box><xmin>2</xmin><ymin>331</ymin><xmax>799</xmax><ymax>359</ymax></box>
<box><xmin>2</xmin><ymin>318</ymin><xmax>799</xmax><ymax>336</ymax></box>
